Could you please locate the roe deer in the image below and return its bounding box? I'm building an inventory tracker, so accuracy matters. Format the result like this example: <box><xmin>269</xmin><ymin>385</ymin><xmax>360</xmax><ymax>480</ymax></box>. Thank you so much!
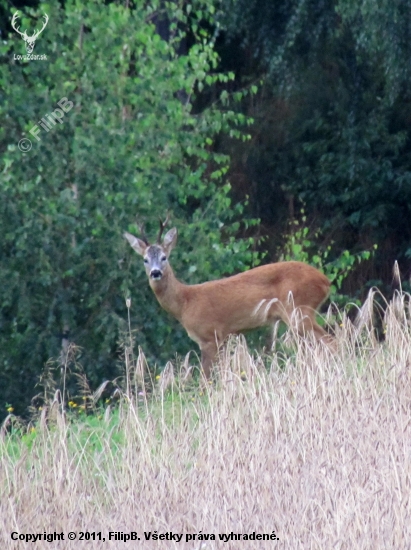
<box><xmin>124</xmin><ymin>219</ymin><xmax>332</xmax><ymax>378</ymax></box>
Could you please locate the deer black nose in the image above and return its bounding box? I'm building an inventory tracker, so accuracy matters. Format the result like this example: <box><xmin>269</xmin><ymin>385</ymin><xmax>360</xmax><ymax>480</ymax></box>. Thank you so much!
<box><xmin>150</xmin><ymin>269</ymin><xmax>162</xmax><ymax>280</ymax></box>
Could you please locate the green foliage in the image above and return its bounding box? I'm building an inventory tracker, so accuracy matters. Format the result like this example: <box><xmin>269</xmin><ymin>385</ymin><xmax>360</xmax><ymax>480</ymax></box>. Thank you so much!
<box><xmin>279</xmin><ymin>212</ymin><xmax>377</xmax><ymax>305</ymax></box>
<box><xmin>218</xmin><ymin>0</ymin><xmax>411</xmax><ymax>277</ymax></box>
<box><xmin>0</xmin><ymin>0</ymin><xmax>259</xmax><ymax>416</ymax></box>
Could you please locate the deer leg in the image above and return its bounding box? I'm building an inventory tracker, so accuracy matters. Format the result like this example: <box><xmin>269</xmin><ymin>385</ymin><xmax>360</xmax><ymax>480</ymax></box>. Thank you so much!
<box><xmin>200</xmin><ymin>341</ymin><xmax>218</xmax><ymax>379</ymax></box>
<box><xmin>296</xmin><ymin>307</ymin><xmax>335</xmax><ymax>347</ymax></box>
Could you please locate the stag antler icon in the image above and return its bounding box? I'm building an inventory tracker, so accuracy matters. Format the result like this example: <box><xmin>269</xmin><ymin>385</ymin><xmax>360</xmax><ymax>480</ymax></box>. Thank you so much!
<box><xmin>11</xmin><ymin>12</ymin><xmax>49</xmax><ymax>54</ymax></box>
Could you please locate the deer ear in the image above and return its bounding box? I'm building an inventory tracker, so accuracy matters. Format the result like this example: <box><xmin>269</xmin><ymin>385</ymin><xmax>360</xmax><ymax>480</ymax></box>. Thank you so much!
<box><xmin>163</xmin><ymin>227</ymin><xmax>177</xmax><ymax>255</ymax></box>
<box><xmin>124</xmin><ymin>232</ymin><xmax>147</xmax><ymax>256</ymax></box>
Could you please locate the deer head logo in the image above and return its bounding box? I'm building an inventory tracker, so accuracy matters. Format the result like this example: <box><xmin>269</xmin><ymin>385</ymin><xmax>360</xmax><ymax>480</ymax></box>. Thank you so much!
<box><xmin>11</xmin><ymin>12</ymin><xmax>49</xmax><ymax>54</ymax></box>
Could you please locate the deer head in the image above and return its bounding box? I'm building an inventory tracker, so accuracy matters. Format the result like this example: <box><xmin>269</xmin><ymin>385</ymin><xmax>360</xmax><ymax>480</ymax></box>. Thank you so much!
<box><xmin>12</xmin><ymin>12</ymin><xmax>49</xmax><ymax>54</ymax></box>
<box><xmin>124</xmin><ymin>216</ymin><xmax>177</xmax><ymax>282</ymax></box>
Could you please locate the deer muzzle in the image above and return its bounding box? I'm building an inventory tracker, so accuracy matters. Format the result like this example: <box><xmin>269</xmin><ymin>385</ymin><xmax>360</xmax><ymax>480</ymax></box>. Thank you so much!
<box><xmin>150</xmin><ymin>269</ymin><xmax>163</xmax><ymax>281</ymax></box>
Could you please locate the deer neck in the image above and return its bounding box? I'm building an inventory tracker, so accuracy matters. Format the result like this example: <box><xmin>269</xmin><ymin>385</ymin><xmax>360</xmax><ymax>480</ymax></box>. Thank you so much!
<box><xmin>149</xmin><ymin>266</ymin><xmax>186</xmax><ymax>321</ymax></box>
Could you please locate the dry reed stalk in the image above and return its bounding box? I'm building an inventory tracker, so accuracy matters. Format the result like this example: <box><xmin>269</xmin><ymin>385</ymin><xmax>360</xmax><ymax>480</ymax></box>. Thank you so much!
<box><xmin>1</xmin><ymin>292</ymin><xmax>411</xmax><ymax>548</ymax></box>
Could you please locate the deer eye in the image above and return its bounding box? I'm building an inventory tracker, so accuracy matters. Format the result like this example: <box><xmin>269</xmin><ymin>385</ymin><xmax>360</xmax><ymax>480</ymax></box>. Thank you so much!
<box><xmin>161</xmin><ymin>255</ymin><xmax>167</xmax><ymax>262</ymax></box>
<box><xmin>144</xmin><ymin>258</ymin><xmax>149</xmax><ymax>264</ymax></box>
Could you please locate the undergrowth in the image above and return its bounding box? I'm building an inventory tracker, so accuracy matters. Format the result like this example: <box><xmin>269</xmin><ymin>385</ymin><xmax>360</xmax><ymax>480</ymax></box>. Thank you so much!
<box><xmin>1</xmin><ymin>290</ymin><xmax>411</xmax><ymax>548</ymax></box>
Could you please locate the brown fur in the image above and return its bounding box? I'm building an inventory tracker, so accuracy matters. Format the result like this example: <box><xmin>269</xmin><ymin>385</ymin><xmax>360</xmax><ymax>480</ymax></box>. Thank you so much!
<box><xmin>125</xmin><ymin>229</ymin><xmax>332</xmax><ymax>378</ymax></box>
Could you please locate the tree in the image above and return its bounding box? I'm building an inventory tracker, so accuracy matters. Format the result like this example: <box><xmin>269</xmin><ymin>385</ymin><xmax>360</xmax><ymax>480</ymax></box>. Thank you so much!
<box><xmin>218</xmin><ymin>0</ymin><xmax>411</xmax><ymax>282</ymax></box>
<box><xmin>0</xmin><ymin>0</ymin><xmax>258</xmax><ymax>416</ymax></box>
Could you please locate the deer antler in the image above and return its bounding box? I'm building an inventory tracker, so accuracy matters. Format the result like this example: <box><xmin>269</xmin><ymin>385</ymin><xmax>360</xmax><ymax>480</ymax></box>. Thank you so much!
<box><xmin>135</xmin><ymin>219</ymin><xmax>149</xmax><ymax>245</ymax></box>
<box><xmin>11</xmin><ymin>12</ymin><xmax>48</xmax><ymax>39</ymax></box>
<box><xmin>32</xmin><ymin>13</ymin><xmax>49</xmax><ymax>39</ymax></box>
<box><xmin>11</xmin><ymin>13</ymin><xmax>25</xmax><ymax>37</ymax></box>
<box><xmin>157</xmin><ymin>214</ymin><xmax>170</xmax><ymax>243</ymax></box>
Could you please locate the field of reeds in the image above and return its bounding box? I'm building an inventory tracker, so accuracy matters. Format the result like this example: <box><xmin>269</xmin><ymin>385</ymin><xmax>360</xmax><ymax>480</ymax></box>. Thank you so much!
<box><xmin>1</xmin><ymin>290</ymin><xmax>411</xmax><ymax>549</ymax></box>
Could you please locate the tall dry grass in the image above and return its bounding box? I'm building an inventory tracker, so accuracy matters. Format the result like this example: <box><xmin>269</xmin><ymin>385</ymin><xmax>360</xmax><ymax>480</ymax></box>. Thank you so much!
<box><xmin>1</xmin><ymin>291</ymin><xmax>411</xmax><ymax>549</ymax></box>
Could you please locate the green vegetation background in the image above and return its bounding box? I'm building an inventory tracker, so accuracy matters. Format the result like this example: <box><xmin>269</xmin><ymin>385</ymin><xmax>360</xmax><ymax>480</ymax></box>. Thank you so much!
<box><xmin>1</xmin><ymin>0</ymin><xmax>411</xmax><ymax>417</ymax></box>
